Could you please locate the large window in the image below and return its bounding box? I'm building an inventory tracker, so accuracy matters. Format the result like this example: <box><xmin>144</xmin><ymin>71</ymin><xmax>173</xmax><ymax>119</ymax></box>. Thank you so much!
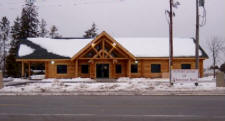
<box><xmin>116</xmin><ymin>64</ymin><xmax>122</xmax><ymax>74</ymax></box>
<box><xmin>131</xmin><ymin>64</ymin><xmax>138</xmax><ymax>73</ymax></box>
<box><xmin>81</xmin><ymin>65</ymin><xmax>89</xmax><ymax>74</ymax></box>
<box><xmin>181</xmin><ymin>64</ymin><xmax>191</xmax><ymax>69</ymax></box>
<box><xmin>57</xmin><ymin>65</ymin><xmax>67</xmax><ymax>74</ymax></box>
<box><xmin>151</xmin><ymin>64</ymin><xmax>161</xmax><ymax>73</ymax></box>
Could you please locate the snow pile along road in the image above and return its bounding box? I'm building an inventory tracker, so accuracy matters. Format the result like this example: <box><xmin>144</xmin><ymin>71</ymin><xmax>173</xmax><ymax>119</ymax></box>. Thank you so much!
<box><xmin>1</xmin><ymin>76</ymin><xmax>224</xmax><ymax>95</ymax></box>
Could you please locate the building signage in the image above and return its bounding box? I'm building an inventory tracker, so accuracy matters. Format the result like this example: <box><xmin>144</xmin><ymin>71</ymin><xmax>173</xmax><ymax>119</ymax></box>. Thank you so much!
<box><xmin>172</xmin><ymin>69</ymin><xmax>199</xmax><ymax>82</ymax></box>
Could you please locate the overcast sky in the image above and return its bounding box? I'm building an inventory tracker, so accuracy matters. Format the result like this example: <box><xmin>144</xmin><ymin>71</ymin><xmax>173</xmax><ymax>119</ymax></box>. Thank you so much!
<box><xmin>0</xmin><ymin>0</ymin><xmax>225</xmax><ymax>67</ymax></box>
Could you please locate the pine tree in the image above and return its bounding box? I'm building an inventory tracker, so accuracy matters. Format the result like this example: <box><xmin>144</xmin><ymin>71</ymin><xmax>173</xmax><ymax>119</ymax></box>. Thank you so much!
<box><xmin>83</xmin><ymin>23</ymin><xmax>98</xmax><ymax>38</ymax></box>
<box><xmin>20</xmin><ymin>0</ymin><xmax>39</xmax><ymax>39</ymax></box>
<box><xmin>6</xmin><ymin>17</ymin><xmax>21</xmax><ymax>77</ymax></box>
<box><xmin>49</xmin><ymin>25</ymin><xmax>59</xmax><ymax>38</ymax></box>
<box><xmin>39</xmin><ymin>19</ymin><xmax>48</xmax><ymax>37</ymax></box>
<box><xmin>0</xmin><ymin>16</ymin><xmax>10</xmax><ymax>76</ymax></box>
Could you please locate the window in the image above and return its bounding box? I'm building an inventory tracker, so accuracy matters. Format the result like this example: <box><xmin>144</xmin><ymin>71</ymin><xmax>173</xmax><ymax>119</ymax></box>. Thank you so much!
<box><xmin>116</xmin><ymin>64</ymin><xmax>122</xmax><ymax>74</ymax></box>
<box><xmin>181</xmin><ymin>64</ymin><xmax>191</xmax><ymax>69</ymax></box>
<box><xmin>81</xmin><ymin>65</ymin><xmax>89</xmax><ymax>74</ymax></box>
<box><xmin>151</xmin><ymin>64</ymin><xmax>161</xmax><ymax>73</ymax></box>
<box><xmin>57</xmin><ymin>65</ymin><xmax>67</xmax><ymax>74</ymax></box>
<box><xmin>131</xmin><ymin>64</ymin><xmax>138</xmax><ymax>73</ymax></box>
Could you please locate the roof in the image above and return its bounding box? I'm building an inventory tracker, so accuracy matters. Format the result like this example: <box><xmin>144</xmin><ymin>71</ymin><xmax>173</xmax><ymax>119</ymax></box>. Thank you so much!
<box><xmin>17</xmin><ymin>32</ymin><xmax>208</xmax><ymax>60</ymax></box>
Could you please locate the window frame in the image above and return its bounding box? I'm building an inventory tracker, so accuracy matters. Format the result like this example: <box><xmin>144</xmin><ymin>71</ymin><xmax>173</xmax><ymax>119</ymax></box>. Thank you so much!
<box><xmin>81</xmin><ymin>64</ymin><xmax>89</xmax><ymax>74</ymax></box>
<box><xmin>115</xmin><ymin>64</ymin><xmax>122</xmax><ymax>74</ymax></box>
<box><xmin>181</xmin><ymin>64</ymin><xmax>191</xmax><ymax>69</ymax></box>
<box><xmin>56</xmin><ymin>65</ymin><xmax>67</xmax><ymax>74</ymax></box>
<box><xmin>131</xmin><ymin>64</ymin><xmax>138</xmax><ymax>73</ymax></box>
<box><xmin>151</xmin><ymin>64</ymin><xmax>161</xmax><ymax>73</ymax></box>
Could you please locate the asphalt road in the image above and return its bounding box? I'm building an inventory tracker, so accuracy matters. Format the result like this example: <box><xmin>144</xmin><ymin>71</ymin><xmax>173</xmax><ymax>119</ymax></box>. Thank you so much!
<box><xmin>0</xmin><ymin>96</ymin><xmax>225</xmax><ymax>121</ymax></box>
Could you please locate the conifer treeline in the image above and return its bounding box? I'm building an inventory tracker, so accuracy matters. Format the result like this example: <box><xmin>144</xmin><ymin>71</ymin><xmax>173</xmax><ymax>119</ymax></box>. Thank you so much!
<box><xmin>1</xmin><ymin>0</ymin><xmax>98</xmax><ymax>77</ymax></box>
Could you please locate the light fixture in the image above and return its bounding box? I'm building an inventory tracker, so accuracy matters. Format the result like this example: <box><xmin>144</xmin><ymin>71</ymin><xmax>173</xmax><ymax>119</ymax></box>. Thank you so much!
<box><xmin>51</xmin><ymin>61</ymin><xmax>55</xmax><ymax>64</ymax></box>
<box><xmin>91</xmin><ymin>43</ymin><xmax>95</xmax><ymax>47</ymax></box>
<box><xmin>112</xmin><ymin>42</ymin><xmax>116</xmax><ymax>47</ymax></box>
<box><xmin>135</xmin><ymin>61</ymin><xmax>138</xmax><ymax>64</ymax></box>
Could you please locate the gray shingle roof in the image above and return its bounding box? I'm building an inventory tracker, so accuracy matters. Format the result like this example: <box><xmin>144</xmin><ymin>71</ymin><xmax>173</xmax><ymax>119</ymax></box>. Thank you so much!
<box><xmin>16</xmin><ymin>39</ymin><xmax>70</xmax><ymax>59</ymax></box>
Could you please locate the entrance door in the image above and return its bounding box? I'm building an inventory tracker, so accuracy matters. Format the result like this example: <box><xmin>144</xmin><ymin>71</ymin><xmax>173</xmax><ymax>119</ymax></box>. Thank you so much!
<box><xmin>96</xmin><ymin>64</ymin><xmax>109</xmax><ymax>78</ymax></box>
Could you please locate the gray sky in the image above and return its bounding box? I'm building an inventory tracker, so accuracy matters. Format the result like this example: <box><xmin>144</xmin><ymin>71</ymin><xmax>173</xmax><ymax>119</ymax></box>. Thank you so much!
<box><xmin>0</xmin><ymin>0</ymin><xmax>225</xmax><ymax>67</ymax></box>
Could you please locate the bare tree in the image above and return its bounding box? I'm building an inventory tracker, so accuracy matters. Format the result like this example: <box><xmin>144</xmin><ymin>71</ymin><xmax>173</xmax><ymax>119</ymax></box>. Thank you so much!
<box><xmin>207</xmin><ymin>37</ymin><xmax>224</xmax><ymax>78</ymax></box>
<box><xmin>39</xmin><ymin>19</ymin><xmax>48</xmax><ymax>37</ymax></box>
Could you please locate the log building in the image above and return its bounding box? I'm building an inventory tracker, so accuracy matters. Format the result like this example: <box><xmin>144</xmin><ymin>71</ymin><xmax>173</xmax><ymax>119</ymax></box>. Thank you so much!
<box><xmin>16</xmin><ymin>31</ymin><xmax>208</xmax><ymax>79</ymax></box>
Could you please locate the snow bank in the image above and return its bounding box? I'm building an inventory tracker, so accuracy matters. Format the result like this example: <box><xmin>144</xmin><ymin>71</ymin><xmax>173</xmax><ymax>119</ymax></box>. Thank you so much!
<box><xmin>30</xmin><ymin>75</ymin><xmax>45</xmax><ymax>80</ymax></box>
<box><xmin>1</xmin><ymin>77</ymin><xmax>223</xmax><ymax>94</ymax></box>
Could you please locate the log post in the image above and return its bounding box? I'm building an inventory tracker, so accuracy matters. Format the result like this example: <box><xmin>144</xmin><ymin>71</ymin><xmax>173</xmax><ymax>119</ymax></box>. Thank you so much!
<box><xmin>90</xmin><ymin>63</ymin><xmax>94</xmax><ymax>79</ymax></box>
<box><xmin>127</xmin><ymin>60</ymin><xmax>131</xmax><ymax>77</ymax></box>
<box><xmin>28</xmin><ymin>62</ymin><xmax>31</xmax><ymax>78</ymax></box>
<box><xmin>141</xmin><ymin>60</ymin><xmax>144</xmax><ymax>77</ymax></box>
<box><xmin>75</xmin><ymin>60</ymin><xmax>78</xmax><ymax>77</ymax></box>
<box><xmin>45</xmin><ymin>62</ymin><xmax>48</xmax><ymax>78</ymax></box>
<box><xmin>21</xmin><ymin>62</ymin><xmax>24</xmax><ymax>77</ymax></box>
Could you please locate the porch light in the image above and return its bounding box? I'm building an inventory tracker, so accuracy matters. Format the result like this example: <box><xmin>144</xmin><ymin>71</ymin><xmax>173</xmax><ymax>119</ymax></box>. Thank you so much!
<box><xmin>135</xmin><ymin>61</ymin><xmax>138</xmax><ymax>64</ymax></box>
<box><xmin>91</xmin><ymin>43</ymin><xmax>95</xmax><ymax>47</ymax></box>
<box><xmin>51</xmin><ymin>61</ymin><xmax>55</xmax><ymax>64</ymax></box>
<box><xmin>112</xmin><ymin>42</ymin><xmax>116</xmax><ymax>47</ymax></box>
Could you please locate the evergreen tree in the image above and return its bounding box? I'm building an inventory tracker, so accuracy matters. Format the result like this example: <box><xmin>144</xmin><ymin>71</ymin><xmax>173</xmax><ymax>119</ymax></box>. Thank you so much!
<box><xmin>0</xmin><ymin>16</ymin><xmax>10</xmax><ymax>76</ymax></box>
<box><xmin>6</xmin><ymin>17</ymin><xmax>21</xmax><ymax>77</ymax></box>
<box><xmin>83</xmin><ymin>23</ymin><xmax>98</xmax><ymax>38</ymax></box>
<box><xmin>39</xmin><ymin>19</ymin><xmax>48</xmax><ymax>37</ymax></box>
<box><xmin>20</xmin><ymin>0</ymin><xmax>39</xmax><ymax>39</ymax></box>
<box><xmin>49</xmin><ymin>25</ymin><xmax>59</xmax><ymax>38</ymax></box>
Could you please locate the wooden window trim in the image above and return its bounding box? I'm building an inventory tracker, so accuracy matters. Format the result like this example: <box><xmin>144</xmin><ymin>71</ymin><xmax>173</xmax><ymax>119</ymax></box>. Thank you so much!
<box><xmin>56</xmin><ymin>65</ymin><xmax>67</xmax><ymax>74</ymax></box>
<box><xmin>81</xmin><ymin>64</ymin><xmax>89</xmax><ymax>74</ymax></box>
<box><xmin>115</xmin><ymin>64</ymin><xmax>122</xmax><ymax>74</ymax></box>
<box><xmin>131</xmin><ymin>64</ymin><xmax>138</xmax><ymax>73</ymax></box>
<box><xmin>181</xmin><ymin>64</ymin><xmax>191</xmax><ymax>69</ymax></box>
<box><xmin>151</xmin><ymin>64</ymin><xmax>161</xmax><ymax>73</ymax></box>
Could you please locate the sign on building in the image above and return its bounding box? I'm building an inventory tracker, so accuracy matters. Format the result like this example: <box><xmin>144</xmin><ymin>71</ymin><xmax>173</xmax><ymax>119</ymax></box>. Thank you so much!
<box><xmin>172</xmin><ymin>69</ymin><xmax>199</xmax><ymax>82</ymax></box>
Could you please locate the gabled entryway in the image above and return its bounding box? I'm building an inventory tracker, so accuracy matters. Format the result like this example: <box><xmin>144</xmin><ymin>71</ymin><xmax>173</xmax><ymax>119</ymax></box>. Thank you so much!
<box><xmin>72</xmin><ymin>31</ymin><xmax>135</xmax><ymax>79</ymax></box>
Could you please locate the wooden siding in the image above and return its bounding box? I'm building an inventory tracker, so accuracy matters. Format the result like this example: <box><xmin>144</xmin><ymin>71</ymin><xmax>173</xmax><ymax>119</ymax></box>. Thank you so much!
<box><xmin>46</xmin><ymin>60</ymin><xmax>75</xmax><ymax>78</ymax></box>
<box><xmin>21</xmin><ymin>58</ymin><xmax>205</xmax><ymax>79</ymax></box>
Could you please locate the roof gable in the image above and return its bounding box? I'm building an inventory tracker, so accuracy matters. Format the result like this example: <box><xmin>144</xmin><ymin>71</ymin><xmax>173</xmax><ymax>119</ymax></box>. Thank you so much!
<box><xmin>71</xmin><ymin>31</ymin><xmax>136</xmax><ymax>60</ymax></box>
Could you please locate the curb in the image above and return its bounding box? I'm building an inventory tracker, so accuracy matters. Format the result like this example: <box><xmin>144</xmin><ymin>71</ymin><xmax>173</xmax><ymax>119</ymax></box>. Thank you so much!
<box><xmin>1</xmin><ymin>91</ymin><xmax>225</xmax><ymax>96</ymax></box>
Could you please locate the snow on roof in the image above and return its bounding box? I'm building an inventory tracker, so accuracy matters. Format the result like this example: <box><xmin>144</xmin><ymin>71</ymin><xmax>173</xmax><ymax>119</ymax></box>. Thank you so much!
<box><xmin>22</xmin><ymin>37</ymin><xmax>202</xmax><ymax>58</ymax></box>
<box><xmin>115</xmin><ymin>37</ymin><xmax>202</xmax><ymax>57</ymax></box>
<box><xmin>27</xmin><ymin>38</ymin><xmax>92</xmax><ymax>58</ymax></box>
<box><xmin>18</xmin><ymin>44</ymin><xmax>35</xmax><ymax>57</ymax></box>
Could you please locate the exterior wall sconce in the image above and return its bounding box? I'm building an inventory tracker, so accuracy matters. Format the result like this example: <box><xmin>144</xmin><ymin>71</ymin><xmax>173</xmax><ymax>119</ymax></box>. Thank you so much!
<box><xmin>91</xmin><ymin>43</ymin><xmax>95</xmax><ymax>48</ymax></box>
<box><xmin>112</xmin><ymin>42</ymin><xmax>116</xmax><ymax>47</ymax></box>
<box><xmin>135</xmin><ymin>61</ymin><xmax>138</xmax><ymax>64</ymax></box>
<box><xmin>51</xmin><ymin>61</ymin><xmax>55</xmax><ymax>64</ymax></box>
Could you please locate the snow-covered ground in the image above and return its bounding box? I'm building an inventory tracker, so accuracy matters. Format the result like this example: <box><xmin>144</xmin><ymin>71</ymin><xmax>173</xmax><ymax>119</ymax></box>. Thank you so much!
<box><xmin>1</xmin><ymin>76</ymin><xmax>224</xmax><ymax>95</ymax></box>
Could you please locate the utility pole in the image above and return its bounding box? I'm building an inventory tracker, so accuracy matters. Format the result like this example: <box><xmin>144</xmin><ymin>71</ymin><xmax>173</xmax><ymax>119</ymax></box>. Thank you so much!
<box><xmin>169</xmin><ymin>0</ymin><xmax>174</xmax><ymax>85</ymax></box>
<box><xmin>195</xmin><ymin>0</ymin><xmax>206</xmax><ymax>79</ymax></box>
<box><xmin>195</xmin><ymin>0</ymin><xmax>200</xmax><ymax>76</ymax></box>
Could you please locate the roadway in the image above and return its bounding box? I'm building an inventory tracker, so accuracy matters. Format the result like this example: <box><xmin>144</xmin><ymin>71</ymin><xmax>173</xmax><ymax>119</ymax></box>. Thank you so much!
<box><xmin>0</xmin><ymin>96</ymin><xmax>225</xmax><ymax>121</ymax></box>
